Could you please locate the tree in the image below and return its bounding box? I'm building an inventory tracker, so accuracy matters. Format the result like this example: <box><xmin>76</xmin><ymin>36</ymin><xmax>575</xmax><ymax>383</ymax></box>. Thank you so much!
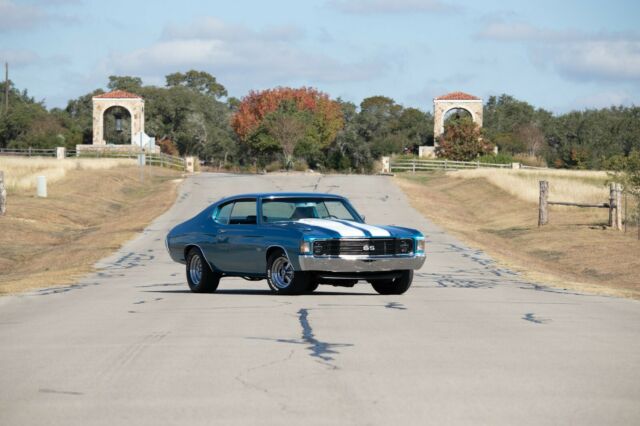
<box><xmin>166</xmin><ymin>70</ymin><xmax>227</xmax><ymax>99</ymax></box>
<box><xmin>231</xmin><ymin>87</ymin><xmax>343</xmax><ymax>167</ymax></box>
<box><xmin>327</xmin><ymin>100</ymin><xmax>373</xmax><ymax>172</ymax></box>
<box><xmin>263</xmin><ymin>101</ymin><xmax>308</xmax><ymax>168</ymax></box>
<box><xmin>436</xmin><ymin>118</ymin><xmax>494</xmax><ymax>161</ymax></box>
<box><xmin>483</xmin><ymin>94</ymin><xmax>552</xmax><ymax>160</ymax></box>
<box><xmin>515</xmin><ymin>123</ymin><xmax>545</xmax><ymax>157</ymax></box>
<box><xmin>356</xmin><ymin>96</ymin><xmax>401</xmax><ymax>143</ymax></box>
<box><xmin>398</xmin><ymin>107</ymin><xmax>433</xmax><ymax>149</ymax></box>
<box><xmin>107</xmin><ymin>76</ymin><xmax>142</xmax><ymax>92</ymax></box>
<box><xmin>608</xmin><ymin>150</ymin><xmax>640</xmax><ymax>226</ymax></box>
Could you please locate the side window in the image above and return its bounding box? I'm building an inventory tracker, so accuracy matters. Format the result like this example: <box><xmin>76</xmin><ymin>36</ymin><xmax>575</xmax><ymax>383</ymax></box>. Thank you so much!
<box><xmin>229</xmin><ymin>200</ymin><xmax>257</xmax><ymax>225</ymax></box>
<box><xmin>263</xmin><ymin>201</ymin><xmax>295</xmax><ymax>223</ymax></box>
<box><xmin>213</xmin><ymin>202</ymin><xmax>233</xmax><ymax>225</ymax></box>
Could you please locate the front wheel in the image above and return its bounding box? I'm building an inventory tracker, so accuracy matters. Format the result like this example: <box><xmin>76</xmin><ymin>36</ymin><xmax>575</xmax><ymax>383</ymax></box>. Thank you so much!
<box><xmin>369</xmin><ymin>270</ymin><xmax>413</xmax><ymax>295</ymax></box>
<box><xmin>266</xmin><ymin>251</ymin><xmax>310</xmax><ymax>295</ymax></box>
<box><xmin>186</xmin><ymin>248</ymin><xmax>221</xmax><ymax>293</ymax></box>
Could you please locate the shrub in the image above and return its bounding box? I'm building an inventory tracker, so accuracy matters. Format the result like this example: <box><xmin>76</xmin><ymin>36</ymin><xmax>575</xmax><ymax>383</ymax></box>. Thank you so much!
<box><xmin>435</xmin><ymin>118</ymin><xmax>495</xmax><ymax>161</ymax></box>
<box><xmin>478</xmin><ymin>153</ymin><xmax>514</xmax><ymax>164</ymax></box>
<box><xmin>157</xmin><ymin>138</ymin><xmax>179</xmax><ymax>156</ymax></box>
<box><xmin>264</xmin><ymin>160</ymin><xmax>283</xmax><ymax>173</ymax></box>
<box><xmin>292</xmin><ymin>159</ymin><xmax>308</xmax><ymax>172</ymax></box>
<box><xmin>513</xmin><ymin>154</ymin><xmax>547</xmax><ymax>167</ymax></box>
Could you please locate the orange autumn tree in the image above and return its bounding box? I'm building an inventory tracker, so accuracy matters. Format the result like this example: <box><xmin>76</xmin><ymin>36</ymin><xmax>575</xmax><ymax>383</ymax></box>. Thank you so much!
<box><xmin>231</xmin><ymin>87</ymin><xmax>343</xmax><ymax>167</ymax></box>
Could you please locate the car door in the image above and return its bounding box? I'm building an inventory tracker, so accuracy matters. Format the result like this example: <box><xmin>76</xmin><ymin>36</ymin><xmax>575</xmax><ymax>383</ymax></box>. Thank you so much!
<box><xmin>200</xmin><ymin>201</ymin><xmax>234</xmax><ymax>272</ymax></box>
<box><xmin>217</xmin><ymin>199</ymin><xmax>264</xmax><ymax>274</ymax></box>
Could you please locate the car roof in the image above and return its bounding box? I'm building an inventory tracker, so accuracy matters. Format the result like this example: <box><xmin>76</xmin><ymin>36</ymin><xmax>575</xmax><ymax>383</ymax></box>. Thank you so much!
<box><xmin>216</xmin><ymin>192</ymin><xmax>346</xmax><ymax>204</ymax></box>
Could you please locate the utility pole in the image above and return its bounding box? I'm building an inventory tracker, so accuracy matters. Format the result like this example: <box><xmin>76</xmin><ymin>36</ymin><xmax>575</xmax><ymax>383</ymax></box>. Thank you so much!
<box><xmin>3</xmin><ymin>62</ymin><xmax>8</xmax><ymax>115</ymax></box>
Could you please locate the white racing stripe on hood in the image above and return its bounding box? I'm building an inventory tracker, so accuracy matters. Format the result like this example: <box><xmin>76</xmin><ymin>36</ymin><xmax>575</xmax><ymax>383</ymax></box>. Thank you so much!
<box><xmin>298</xmin><ymin>219</ymin><xmax>365</xmax><ymax>237</ymax></box>
<box><xmin>336</xmin><ymin>220</ymin><xmax>391</xmax><ymax>237</ymax></box>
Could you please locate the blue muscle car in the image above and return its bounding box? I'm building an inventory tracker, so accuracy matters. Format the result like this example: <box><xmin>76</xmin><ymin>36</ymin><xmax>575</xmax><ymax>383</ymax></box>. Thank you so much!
<box><xmin>166</xmin><ymin>193</ymin><xmax>426</xmax><ymax>295</ymax></box>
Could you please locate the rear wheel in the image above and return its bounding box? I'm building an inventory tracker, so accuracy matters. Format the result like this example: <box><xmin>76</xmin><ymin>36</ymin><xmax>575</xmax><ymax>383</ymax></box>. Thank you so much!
<box><xmin>369</xmin><ymin>270</ymin><xmax>413</xmax><ymax>295</ymax></box>
<box><xmin>186</xmin><ymin>248</ymin><xmax>221</xmax><ymax>293</ymax></box>
<box><xmin>266</xmin><ymin>251</ymin><xmax>309</xmax><ymax>295</ymax></box>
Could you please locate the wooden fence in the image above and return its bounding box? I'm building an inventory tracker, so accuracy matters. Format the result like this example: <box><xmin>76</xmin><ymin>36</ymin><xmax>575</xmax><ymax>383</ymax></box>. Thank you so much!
<box><xmin>389</xmin><ymin>158</ymin><xmax>513</xmax><ymax>172</ymax></box>
<box><xmin>0</xmin><ymin>147</ymin><xmax>187</xmax><ymax>171</ymax></box>
<box><xmin>538</xmin><ymin>180</ymin><xmax>623</xmax><ymax>230</ymax></box>
<box><xmin>0</xmin><ymin>148</ymin><xmax>57</xmax><ymax>157</ymax></box>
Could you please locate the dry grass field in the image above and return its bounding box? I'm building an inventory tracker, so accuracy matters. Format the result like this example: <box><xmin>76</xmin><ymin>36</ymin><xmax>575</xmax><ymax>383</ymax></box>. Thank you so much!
<box><xmin>396</xmin><ymin>171</ymin><xmax>640</xmax><ymax>299</ymax></box>
<box><xmin>0</xmin><ymin>157</ymin><xmax>137</xmax><ymax>191</ymax></box>
<box><xmin>0</xmin><ymin>159</ymin><xmax>181</xmax><ymax>294</ymax></box>
<box><xmin>450</xmin><ymin>168</ymin><xmax>609</xmax><ymax>204</ymax></box>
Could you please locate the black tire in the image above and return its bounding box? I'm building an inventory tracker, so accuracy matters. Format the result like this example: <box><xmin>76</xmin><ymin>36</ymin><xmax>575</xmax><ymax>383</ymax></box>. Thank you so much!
<box><xmin>369</xmin><ymin>270</ymin><xmax>413</xmax><ymax>295</ymax></box>
<box><xmin>186</xmin><ymin>248</ymin><xmax>221</xmax><ymax>293</ymax></box>
<box><xmin>266</xmin><ymin>251</ymin><xmax>309</xmax><ymax>295</ymax></box>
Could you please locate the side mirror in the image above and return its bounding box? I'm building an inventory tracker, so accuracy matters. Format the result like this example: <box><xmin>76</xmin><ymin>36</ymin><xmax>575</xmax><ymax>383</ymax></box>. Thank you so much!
<box><xmin>361</xmin><ymin>215</ymin><xmax>366</xmax><ymax>222</ymax></box>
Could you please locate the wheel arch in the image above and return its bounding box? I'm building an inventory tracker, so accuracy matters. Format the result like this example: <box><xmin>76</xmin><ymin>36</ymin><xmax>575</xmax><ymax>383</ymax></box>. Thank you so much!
<box><xmin>266</xmin><ymin>245</ymin><xmax>290</xmax><ymax>263</ymax></box>
<box><xmin>184</xmin><ymin>244</ymin><xmax>219</xmax><ymax>272</ymax></box>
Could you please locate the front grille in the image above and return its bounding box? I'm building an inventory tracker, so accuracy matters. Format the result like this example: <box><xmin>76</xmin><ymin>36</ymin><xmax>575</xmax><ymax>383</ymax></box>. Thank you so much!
<box><xmin>312</xmin><ymin>238</ymin><xmax>414</xmax><ymax>257</ymax></box>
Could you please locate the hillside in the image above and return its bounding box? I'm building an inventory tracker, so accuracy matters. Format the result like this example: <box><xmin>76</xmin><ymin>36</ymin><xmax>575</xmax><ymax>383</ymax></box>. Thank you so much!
<box><xmin>396</xmin><ymin>170</ymin><xmax>640</xmax><ymax>299</ymax></box>
<box><xmin>0</xmin><ymin>158</ymin><xmax>181</xmax><ymax>294</ymax></box>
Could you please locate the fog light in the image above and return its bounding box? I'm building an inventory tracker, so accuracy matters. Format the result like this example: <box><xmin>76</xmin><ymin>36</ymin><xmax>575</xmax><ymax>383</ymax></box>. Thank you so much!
<box><xmin>300</xmin><ymin>241</ymin><xmax>311</xmax><ymax>254</ymax></box>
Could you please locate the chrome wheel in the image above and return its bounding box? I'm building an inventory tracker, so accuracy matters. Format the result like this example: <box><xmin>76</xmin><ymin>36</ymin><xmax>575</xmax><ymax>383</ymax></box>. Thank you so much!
<box><xmin>270</xmin><ymin>256</ymin><xmax>294</xmax><ymax>289</ymax></box>
<box><xmin>189</xmin><ymin>254</ymin><xmax>203</xmax><ymax>285</ymax></box>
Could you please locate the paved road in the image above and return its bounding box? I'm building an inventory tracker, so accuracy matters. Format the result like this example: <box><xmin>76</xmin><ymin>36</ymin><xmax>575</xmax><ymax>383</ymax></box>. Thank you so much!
<box><xmin>1</xmin><ymin>173</ymin><xmax>639</xmax><ymax>425</ymax></box>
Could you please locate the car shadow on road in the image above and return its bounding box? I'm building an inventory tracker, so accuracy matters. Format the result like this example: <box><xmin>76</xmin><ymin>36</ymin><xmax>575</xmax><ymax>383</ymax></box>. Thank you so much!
<box><xmin>142</xmin><ymin>288</ymin><xmax>378</xmax><ymax>296</ymax></box>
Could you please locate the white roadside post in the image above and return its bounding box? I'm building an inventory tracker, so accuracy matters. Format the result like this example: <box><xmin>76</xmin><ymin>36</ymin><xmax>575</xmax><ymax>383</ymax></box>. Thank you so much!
<box><xmin>37</xmin><ymin>176</ymin><xmax>47</xmax><ymax>198</ymax></box>
<box><xmin>138</xmin><ymin>153</ymin><xmax>146</xmax><ymax>183</ymax></box>
<box><xmin>56</xmin><ymin>147</ymin><xmax>66</xmax><ymax>160</ymax></box>
<box><xmin>185</xmin><ymin>156</ymin><xmax>195</xmax><ymax>173</ymax></box>
<box><xmin>0</xmin><ymin>171</ymin><xmax>6</xmax><ymax>215</ymax></box>
<box><xmin>381</xmin><ymin>156</ymin><xmax>390</xmax><ymax>174</ymax></box>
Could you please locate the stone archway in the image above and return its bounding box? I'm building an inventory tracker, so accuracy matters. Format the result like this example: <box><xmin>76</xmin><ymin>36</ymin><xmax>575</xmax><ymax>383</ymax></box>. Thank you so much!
<box><xmin>92</xmin><ymin>90</ymin><xmax>145</xmax><ymax>146</ymax></box>
<box><xmin>102</xmin><ymin>105</ymin><xmax>133</xmax><ymax>144</ymax></box>
<box><xmin>433</xmin><ymin>91</ymin><xmax>483</xmax><ymax>144</ymax></box>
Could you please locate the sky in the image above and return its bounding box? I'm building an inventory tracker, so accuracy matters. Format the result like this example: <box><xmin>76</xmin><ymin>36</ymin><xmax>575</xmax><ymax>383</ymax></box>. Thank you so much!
<box><xmin>1</xmin><ymin>0</ymin><xmax>639</xmax><ymax>113</ymax></box>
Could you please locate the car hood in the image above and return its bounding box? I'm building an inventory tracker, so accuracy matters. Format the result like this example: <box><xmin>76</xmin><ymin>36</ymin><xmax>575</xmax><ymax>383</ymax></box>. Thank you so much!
<box><xmin>271</xmin><ymin>219</ymin><xmax>420</xmax><ymax>239</ymax></box>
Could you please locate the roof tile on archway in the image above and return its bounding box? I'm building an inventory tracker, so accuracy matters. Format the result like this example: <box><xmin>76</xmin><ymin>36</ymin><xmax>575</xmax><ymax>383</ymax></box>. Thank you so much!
<box><xmin>435</xmin><ymin>91</ymin><xmax>480</xmax><ymax>101</ymax></box>
<box><xmin>93</xmin><ymin>90</ymin><xmax>142</xmax><ymax>99</ymax></box>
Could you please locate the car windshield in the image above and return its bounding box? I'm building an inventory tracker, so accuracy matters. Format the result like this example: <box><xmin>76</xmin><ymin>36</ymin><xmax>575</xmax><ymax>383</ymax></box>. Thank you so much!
<box><xmin>262</xmin><ymin>198</ymin><xmax>359</xmax><ymax>223</ymax></box>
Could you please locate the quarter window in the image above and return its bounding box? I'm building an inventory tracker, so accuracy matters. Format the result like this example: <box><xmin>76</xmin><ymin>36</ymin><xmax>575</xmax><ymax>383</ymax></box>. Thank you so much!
<box><xmin>214</xmin><ymin>202</ymin><xmax>233</xmax><ymax>224</ymax></box>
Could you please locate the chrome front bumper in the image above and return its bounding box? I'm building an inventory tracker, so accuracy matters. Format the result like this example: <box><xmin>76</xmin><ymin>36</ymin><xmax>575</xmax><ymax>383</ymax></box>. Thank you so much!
<box><xmin>297</xmin><ymin>254</ymin><xmax>426</xmax><ymax>272</ymax></box>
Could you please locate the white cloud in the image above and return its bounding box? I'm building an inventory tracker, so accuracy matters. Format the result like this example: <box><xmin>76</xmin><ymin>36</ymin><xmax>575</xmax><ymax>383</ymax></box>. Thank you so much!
<box><xmin>102</xmin><ymin>17</ymin><xmax>388</xmax><ymax>92</ymax></box>
<box><xmin>0</xmin><ymin>0</ymin><xmax>78</xmax><ymax>32</ymax></box>
<box><xmin>0</xmin><ymin>49</ymin><xmax>40</xmax><ymax>67</ymax></box>
<box><xmin>478</xmin><ymin>20</ymin><xmax>640</xmax><ymax>82</ymax></box>
<box><xmin>162</xmin><ymin>17</ymin><xmax>304</xmax><ymax>42</ymax></box>
<box><xmin>572</xmin><ymin>90</ymin><xmax>635</xmax><ymax>110</ymax></box>
<box><xmin>0</xmin><ymin>48</ymin><xmax>69</xmax><ymax>70</ymax></box>
<box><xmin>538</xmin><ymin>40</ymin><xmax>640</xmax><ymax>82</ymax></box>
<box><xmin>0</xmin><ymin>0</ymin><xmax>47</xmax><ymax>32</ymax></box>
<box><xmin>328</xmin><ymin>0</ymin><xmax>459</xmax><ymax>14</ymax></box>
